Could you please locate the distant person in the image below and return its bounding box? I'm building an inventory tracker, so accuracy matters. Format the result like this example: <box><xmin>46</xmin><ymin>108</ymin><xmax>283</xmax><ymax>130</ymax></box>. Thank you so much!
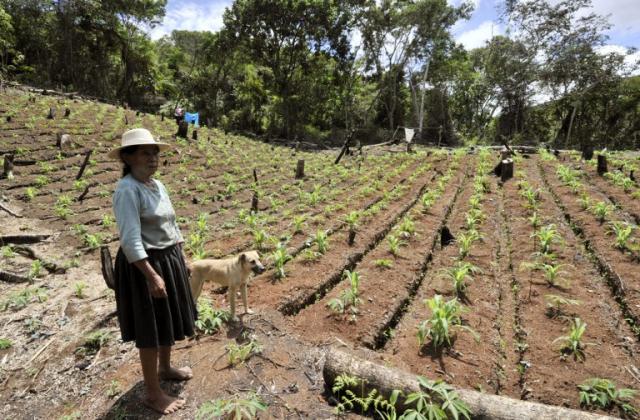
<box><xmin>108</xmin><ymin>128</ymin><xmax>197</xmax><ymax>415</ymax></box>
<box><xmin>174</xmin><ymin>105</ymin><xmax>184</xmax><ymax>124</ymax></box>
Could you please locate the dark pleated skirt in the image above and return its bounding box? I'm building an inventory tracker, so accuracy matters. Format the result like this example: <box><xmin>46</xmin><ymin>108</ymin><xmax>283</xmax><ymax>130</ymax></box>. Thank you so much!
<box><xmin>114</xmin><ymin>244</ymin><xmax>197</xmax><ymax>348</ymax></box>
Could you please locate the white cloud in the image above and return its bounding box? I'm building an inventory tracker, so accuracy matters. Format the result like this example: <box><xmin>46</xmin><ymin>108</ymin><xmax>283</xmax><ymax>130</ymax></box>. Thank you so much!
<box><xmin>596</xmin><ymin>44</ymin><xmax>640</xmax><ymax>75</ymax></box>
<box><xmin>147</xmin><ymin>1</ymin><xmax>232</xmax><ymax>40</ymax></box>
<box><xmin>456</xmin><ymin>20</ymin><xmax>502</xmax><ymax>50</ymax></box>
<box><xmin>590</xmin><ymin>0</ymin><xmax>640</xmax><ymax>39</ymax></box>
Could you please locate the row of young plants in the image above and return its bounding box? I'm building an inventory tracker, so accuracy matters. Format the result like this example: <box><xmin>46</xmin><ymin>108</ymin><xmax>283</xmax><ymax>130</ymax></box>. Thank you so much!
<box><xmin>512</xmin><ymin>154</ymin><xmax>639</xmax><ymax>416</ymax></box>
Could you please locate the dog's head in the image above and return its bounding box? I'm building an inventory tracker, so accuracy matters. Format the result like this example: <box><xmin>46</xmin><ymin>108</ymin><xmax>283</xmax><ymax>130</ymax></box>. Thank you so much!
<box><xmin>240</xmin><ymin>251</ymin><xmax>265</xmax><ymax>274</ymax></box>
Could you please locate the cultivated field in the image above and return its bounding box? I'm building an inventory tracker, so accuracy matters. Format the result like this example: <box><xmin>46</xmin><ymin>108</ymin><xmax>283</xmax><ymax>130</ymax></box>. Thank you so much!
<box><xmin>1</xmin><ymin>87</ymin><xmax>639</xmax><ymax>419</ymax></box>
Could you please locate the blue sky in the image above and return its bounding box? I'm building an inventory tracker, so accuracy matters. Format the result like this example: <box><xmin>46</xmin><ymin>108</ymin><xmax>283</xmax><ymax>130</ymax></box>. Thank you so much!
<box><xmin>149</xmin><ymin>0</ymin><xmax>640</xmax><ymax>58</ymax></box>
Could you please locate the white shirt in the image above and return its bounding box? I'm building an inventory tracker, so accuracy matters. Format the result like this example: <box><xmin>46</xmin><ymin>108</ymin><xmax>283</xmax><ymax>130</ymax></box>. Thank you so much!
<box><xmin>112</xmin><ymin>174</ymin><xmax>184</xmax><ymax>263</ymax></box>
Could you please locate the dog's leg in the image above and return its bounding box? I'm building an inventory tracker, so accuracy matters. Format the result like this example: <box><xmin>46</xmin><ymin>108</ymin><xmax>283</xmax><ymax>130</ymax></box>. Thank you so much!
<box><xmin>189</xmin><ymin>273</ymin><xmax>204</xmax><ymax>301</ymax></box>
<box><xmin>228</xmin><ymin>286</ymin><xmax>238</xmax><ymax>321</ymax></box>
<box><xmin>241</xmin><ymin>283</ymin><xmax>253</xmax><ymax>314</ymax></box>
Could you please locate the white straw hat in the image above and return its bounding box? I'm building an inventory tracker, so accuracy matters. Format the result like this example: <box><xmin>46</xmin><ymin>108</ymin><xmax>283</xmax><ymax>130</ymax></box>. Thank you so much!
<box><xmin>107</xmin><ymin>128</ymin><xmax>171</xmax><ymax>159</ymax></box>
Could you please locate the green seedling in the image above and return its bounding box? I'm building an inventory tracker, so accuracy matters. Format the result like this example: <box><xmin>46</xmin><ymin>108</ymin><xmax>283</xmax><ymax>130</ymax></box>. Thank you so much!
<box><xmin>544</xmin><ymin>294</ymin><xmax>581</xmax><ymax>318</ymax></box>
<box><xmin>608</xmin><ymin>221</ymin><xmax>634</xmax><ymax>250</ymax></box>
<box><xmin>553</xmin><ymin>317</ymin><xmax>588</xmax><ymax>361</ymax></box>
<box><xmin>578</xmin><ymin>378</ymin><xmax>637</xmax><ymax>416</ymax></box>
<box><xmin>590</xmin><ymin>201</ymin><xmax>615</xmax><ymax>224</ymax></box>
<box><xmin>417</xmin><ymin>295</ymin><xmax>478</xmax><ymax>349</ymax></box>
<box><xmin>196</xmin><ymin>392</ymin><xmax>267</xmax><ymax>420</ymax></box>
<box><xmin>443</xmin><ymin>261</ymin><xmax>482</xmax><ymax>296</ymax></box>
<box><xmin>271</xmin><ymin>243</ymin><xmax>292</xmax><ymax>279</ymax></box>
<box><xmin>313</xmin><ymin>230</ymin><xmax>329</xmax><ymax>254</ymax></box>
<box><xmin>195</xmin><ymin>298</ymin><xmax>229</xmax><ymax>335</ymax></box>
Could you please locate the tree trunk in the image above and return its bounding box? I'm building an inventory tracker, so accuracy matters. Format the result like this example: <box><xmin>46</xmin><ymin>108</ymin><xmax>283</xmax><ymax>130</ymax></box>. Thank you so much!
<box><xmin>295</xmin><ymin>159</ymin><xmax>305</xmax><ymax>179</ymax></box>
<box><xmin>322</xmin><ymin>348</ymin><xmax>616</xmax><ymax>420</ymax></box>
<box><xmin>597</xmin><ymin>155</ymin><xmax>608</xmax><ymax>175</ymax></box>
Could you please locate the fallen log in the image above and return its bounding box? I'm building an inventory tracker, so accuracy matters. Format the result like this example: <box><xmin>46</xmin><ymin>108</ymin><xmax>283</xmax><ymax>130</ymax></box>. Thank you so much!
<box><xmin>0</xmin><ymin>234</ymin><xmax>50</xmax><ymax>245</ymax></box>
<box><xmin>0</xmin><ymin>269</ymin><xmax>30</xmax><ymax>283</ymax></box>
<box><xmin>13</xmin><ymin>245</ymin><xmax>66</xmax><ymax>274</ymax></box>
<box><xmin>322</xmin><ymin>347</ymin><xmax>616</xmax><ymax>420</ymax></box>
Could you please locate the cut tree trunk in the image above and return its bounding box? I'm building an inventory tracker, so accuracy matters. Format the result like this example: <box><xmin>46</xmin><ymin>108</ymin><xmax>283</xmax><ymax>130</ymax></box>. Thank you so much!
<box><xmin>322</xmin><ymin>347</ymin><xmax>616</xmax><ymax>420</ymax></box>
<box><xmin>581</xmin><ymin>146</ymin><xmax>594</xmax><ymax>161</ymax></box>
<box><xmin>64</xmin><ymin>107</ymin><xmax>70</xmax><ymax>118</ymax></box>
<box><xmin>500</xmin><ymin>159</ymin><xmax>514</xmax><ymax>182</ymax></box>
<box><xmin>251</xmin><ymin>192</ymin><xmax>259</xmax><ymax>213</ymax></box>
<box><xmin>348</xmin><ymin>230</ymin><xmax>356</xmax><ymax>246</ymax></box>
<box><xmin>56</xmin><ymin>133</ymin><xmax>71</xmax><ymax>149</ymax></box>
<box><xmin>0</xmin><ymin>234</ymin><xmax>50</xmax><ymax>245</ymax></box>
<box><xmin>3</xmin><ymin>153</ymin><xmax>14</xmax><ymax>178</ymax></box>
<box><xmin>47</xmin><ymin>107</ymin><xmax>55</xmax><ymax>119</ymax></box>
<box><xmin>176</xmin><ymin>121</ymin><xmax>188</xmax><ymax>139</ymax></box>
<box><xmin>295</xmin><ymin>159</ymin><xmax>305</xmax><ymax>179</ymax></box>
<box><xmin>597</xmin><ymin>155</ymin><xmax>608</xmax><ymax>175</ymax></box>
<box><xmin>192</xmin><ymin>129</ymin><xmax>198</xmax><ymax>141</ymax></box>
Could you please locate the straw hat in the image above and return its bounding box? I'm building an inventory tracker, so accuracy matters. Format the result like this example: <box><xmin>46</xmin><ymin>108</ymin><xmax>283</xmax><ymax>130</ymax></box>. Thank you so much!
<box><xmin>107</xmin><ymin>128</ymin><xmax>171</xmax><ymax>159</ymax></box>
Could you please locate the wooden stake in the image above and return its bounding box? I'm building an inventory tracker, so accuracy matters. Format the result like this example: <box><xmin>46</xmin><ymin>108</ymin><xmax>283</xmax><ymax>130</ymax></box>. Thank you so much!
<box><xmin>64</xmin><ymin>107</ymin><xmax>70</xmax><ymax>118</ymax></box>
<box><xmin>251</xmin><ymin>192</ymin><xmax>259</xmax><ymax>213</ymax></box>
<box><xmin>47</xmin><ymin>107</ymin><xmax>55</xmax><ymax>119</ymax></box>
<box><xmin>500</xmin><ymin>159</ymin><xmax>514</xmax><ymax>182</ymax></box>
<box><xmin>100</xmin><ymin>246</ymin><xmax>115</xmax><ymax>290</ymax></box>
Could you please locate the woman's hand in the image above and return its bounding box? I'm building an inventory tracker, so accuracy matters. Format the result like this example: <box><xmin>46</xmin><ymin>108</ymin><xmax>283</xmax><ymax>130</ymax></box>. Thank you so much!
<box><xmin>147</xmin><ymin>274</ymin><xmax>168</xmax><ymax>298</ymax></box>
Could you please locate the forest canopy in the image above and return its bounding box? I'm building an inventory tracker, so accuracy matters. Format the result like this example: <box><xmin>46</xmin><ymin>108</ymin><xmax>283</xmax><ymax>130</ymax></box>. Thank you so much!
<box><xmin>1</xmin><ymin>0</ymin><xmax>638</xmax><ymax>149</ymax></box>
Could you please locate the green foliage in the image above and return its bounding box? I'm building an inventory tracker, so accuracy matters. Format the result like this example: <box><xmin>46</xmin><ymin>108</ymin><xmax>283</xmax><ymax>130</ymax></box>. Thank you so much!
<box><xmin>1</xmin><ymin>286</ymin><xmax>48</xmax><ymax>311</ymax></box>
<box><xmin>327</xmin><ymin>270</ymin><xmax>362</xmax><ymax>319</ymax></box>
<box><xmin>74</xmin><ymin>281</ymin><xmax>87</xmax><ymax>299</ymax></box>
<box><xmin>403</xmin><ymin>376</ymin><xmax>471</xmax><ymax>420</ymax></box>
<box><xmin>590</xmin><ymin>201</ymin><xmax>615</xmax><ymax>223</ymax></box>
<box><xmin>313</xmin><ymin>229</ymin><xmax>329</xmax><ymax>254</ymax></box>
<box><xmin>195</xmin><ymin>298</ymin><xmax>229</xmax><ymax>335</ymax></box>
<box><xmin>608</xmin><ymin>221</ymin><xmax>634</xmax><ymax>250</ymax></box>
<box><xmin>375</xmin><ymin>259</ymin><xmax>393</xmax><ymax>269</ymax></box>
<box><xmin>554</xmin><ymin>318</ymin><xmax>588</xmax><ymax>361</ymax></box>
<box><xmin>196</xmin><ymin>392</ymin><xmax>267</xmax><ymax>420</ymax></box>
<box><xmin>544</xmin><ymin>294</ymin><xmax>581</xmax><ymax>318</ymax></box>
<box><xmin>443</xmin><ymin>261</ymin><xmax>481</xmax><ymax>296</ymax></box>
<box><xmin>271</xmin><ymin>242</ymin><xmax>292</xmax><ymax>279</ymax></box>
<box><xmin>578</xmin><ymin>378</ymin><xmax>637</xmax><ymax>416</ymax></box>
<box><xmin>77</xmin><ymin>330</ymin><xmax>110</xmax><ymax>356</ymax></box>
<box><xmin>417</xmin><ymin>295</ymin><xmax>478</xmax><ymax>349</ymax></box>
<box><xmin>226</xmin><ymin>340</ymin><xmax>262</xmax><ymax>366</ymax></box>
<box><xmin>0</xmin><ymin>338</ymin><xmax>12</xmax><ymax>349</ymax></box>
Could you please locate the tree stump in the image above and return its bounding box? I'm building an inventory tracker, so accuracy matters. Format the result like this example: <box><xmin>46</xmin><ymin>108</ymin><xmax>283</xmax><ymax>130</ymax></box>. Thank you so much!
<box><xmin>124</xmin><ymin>114</ymin><xmax>129</xmax><ymax>125</ymax></box>
<box><xmin>348</xmin><ymin>230</ymin><xmax>356</xmax><ymax>246</ymax></box>
<box><xmin>161</xmin><ymin>113</ymin><xmax>165</xmax><ymax>121</ymax></box>
<box><xmin>253</xmin><ymin>168</ymin><xmax>258</xmax><ymax>183</ymax></box>
<box><xmin>100</xmin><ymin>246</ymin><xmax>115</xmax><ymax>290</ymax></box>
<box><xmin>597</xmin><ymin>155</ymin><xmax>608</xmax><ymax>175</ymax></box>
<box><xmin>440</xmin><ymin>225</ymin><xmax>455</xmax><ymax>247</ymax></box>
<box><xmin>251</xmin><ymin>192</ymin><xmax>259</xmax><ymax>213</ymax></box>
<box><xmin>192</xmin><ymin>129</ymin><xmax>198</xmax><ymax>141</ymax></box>
<box><xmin>176</xmin><ymin>121</ymin><xmax>189</xmax><ymax>138</ymax></box>
<box><xmin>500</xmin><ymin>159</ymin><xmax>514</xmax><ymax>182</ymax></box>
<box><xmin>630</xmin><ymin>170</ymin><xmax>635</xmax><ymax>182</ymax></box>
<box><xmin>64</xmin><ymin>107</ymin><xmax>71</xmax><ymax>118</ymax></box>
<box><xmin>581</xmin><ymin>146</ymin><xmax>594</xmax><ymax>160</ymax></box>
<box><xmin>295</xmin><ymin>159</ymin><xmax>305</xmax><ymax>179</ymax></box>
<box><xmin>5</xmin><ymin>115</ymin><xmax>11</xmax><ymax>122</ymax></box>
<box><xmin>3</xmin><ymin>154</ymin><xmax>15</xmax><ymax>179</ymax></box>
<box><xmin>56</xmin><ymin>133</ymin><xmax>71</xmax><ymax>149</ymax></box>
<box><xmin>47</xmin><ymin>107</ymin><xmax>55</xmax><ymax>119</ymax></box>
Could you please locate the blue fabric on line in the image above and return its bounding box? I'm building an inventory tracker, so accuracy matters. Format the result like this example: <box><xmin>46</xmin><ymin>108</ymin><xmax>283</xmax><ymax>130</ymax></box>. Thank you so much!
<box><xmin>184</xmin><ymin>112</ymin><xmax>199</xmax><ymax>127</ymax></box>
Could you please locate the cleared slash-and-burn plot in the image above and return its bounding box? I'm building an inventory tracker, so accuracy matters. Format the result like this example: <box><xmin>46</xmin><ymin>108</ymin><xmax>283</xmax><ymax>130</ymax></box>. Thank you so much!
<box><xmin>382</xmin><ymin>152</ymin><xmax>509</xmax><ymax>394</ymax></box>
<box><xmin>538</xmin><ymin>153</ymin><xmax>640</xmax><ymax>330</ymax></box>
<box><xmin>502</xmin><ymin>156</ymin><xmax>640</xmax><ymax>412</ymax></box>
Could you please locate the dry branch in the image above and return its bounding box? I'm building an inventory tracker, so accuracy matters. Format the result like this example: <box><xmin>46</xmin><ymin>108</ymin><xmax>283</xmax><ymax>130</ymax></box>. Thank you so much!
<box><xmin>0</xmin><ymin>269</ymin><xmax>29</xmax><ymax>283</ymax></box>
<box><xmin>0</xmin><ymin>234</ymin><xmax>50</xmax><ymax>245</ymax></box>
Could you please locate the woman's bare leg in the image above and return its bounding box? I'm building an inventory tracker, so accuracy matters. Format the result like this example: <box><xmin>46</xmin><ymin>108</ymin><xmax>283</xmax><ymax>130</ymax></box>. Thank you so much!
<box><xmin>139</xmin><ymin>347</ymin><xmax>185</xmax><ymax>414</ymax></box>
<box><xmin>159</xmin><ymin>345</ymin><xmax>193</xmax><ymax>380</ymax></box>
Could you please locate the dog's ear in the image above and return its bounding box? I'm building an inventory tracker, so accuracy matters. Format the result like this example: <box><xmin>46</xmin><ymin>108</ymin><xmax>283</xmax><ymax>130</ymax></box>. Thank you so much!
<box><xmin>240</xmin><ymin>253</ymin><xmax>247</xmax><ymax>262</ymax></box>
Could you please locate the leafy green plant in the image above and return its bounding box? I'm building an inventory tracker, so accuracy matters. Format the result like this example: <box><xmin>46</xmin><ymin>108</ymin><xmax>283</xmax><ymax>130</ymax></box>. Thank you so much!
<box><xmin>196</xmin><ymin>392</ymin><xmax>267</xmax><ymax>420</ymax></box>
<box><xmin>292</xmin><ymin>215</ymin><xmax>306</xmax><ymax>234</ymax></box>
<box><xmin>24</xmin><ymin>187</ymin><xmax>38</xmax><ymax>201</ymax></box>
<box><xmin>195</xmin><ymin>298</ymin><xmax>229</xmax><ymax>334</ymax></box>
<box><xmin>106</xmin><ymin>380</ymin><xmax>121</xmax><ymax>399</ymax></box>
<box><xmin>271</xmin><ymin>242</ymin><xmax>292</xmax><ymax>279</ymax></box>
<box><xmin>608</xmin><ymin>221</ymin><xmax>634</xmax><ymax>250</ymax></box>
<box><xmin>590</xmin><ymin>201</ymin><xmax>615</xmax><ymax>224</ymax></box>
<box><xmin>417</xmin><ymin>295</ymin><xmax>478</xmax><ymax>349</ymax></box>
<box><xmin>28</xmin><ymin>260</ymin><xmax>43</xmax><ymax>279</ymax></box>
<box><xmin>1</xmin><ymin>287</ymin><xmax>48</xmax><ymax>311</ymax></box>
<box><xmin>78</xmin><ymin>329</ymin><xmax>110</xmax><ymax>356</ymax></box>
<box><xmin>421</xmin><ymin>191</ymin><xmax>437</xmax><ymax>212</ymax></box>
<box><xmin>251</xmin><ymin>228</ymin><xmax>269</xmax><ymax>251</ymax></box>
<box><xmin>553</xmin><ymin>318</ymin><xmax>588</xmax><ymax>361</ymax></box>
<box><xmin>327</xmin><ymin>270</ymin><xmax>362</xmax><ymax>319</ymax></box>
<box><xmin>403</xmin><ymin>376</ymin><xmax>471</xmax><ymax>420</ymax></box>
<box><xmin>457</xmin><ymin>230</ymin><xmax>481</xmax><ymax>259</ymax></box>
<box><xmin>74</xmin><ymin>282</ymin><xmax>87</xmax><ymax>299</ymax></box>
<box><xmin>331</xmin><ymin>374</ymin><xmax>400</xmax><ymax>418</ymax></box>
<box><xmin>528</xmin><ymin>212</ymin><xmax>541</xmax><ymax>231</ymax></box>
<box><xmin>578</xmin><ymin>192</ymin><xmax>591</xmax><ymax>210</ymax></box>
<box><xmin>0</xmin><ymin>338</ymin><xmax>12</xmax><ymax>349</ymax></box>
<box><xmin>444</xmin><ymin>261</ymin><xmax>482</xmax><ymax>296</ymax></box>
<box><xmin>374</xmin><ymin>259</ymin><xmax>393</xmax><ymax>269</ymax></box>
<box><xmin>313</xmin><ymin>229</ymin><xmax>329</xmax><ymax>254</ymax></box>
<box><xmin>533</xmin><ymin>224</ymin><xmax>561</xmax><ymax>255</ymax></box>
<box><xmin>578</xmin><ymin>378</ymin><xmax>637</xmax><ymax>416</ymax></box>
<box><xmin>544</xmin><ymin>294</ymin><xmax>581</xmax><ymax>318</ymax></box>
<box><xmin>226</xmin><ymin>339</ymin><xmax>262</xmax><ymax>366</ymax></box>
<box><xmin>398</xmin><ymin>216</ymin><xmax>416</xmax><ymax>238</ymax></box>
<box><xmin>1</xmin><ymin>245</ymin><xmax>15</xmax><ymax>258</ymax></box>
<box><xmin>101</xmin><ymin>214</ymin><xmax>114</xmax><ymax>228</ymax></box>
<box><xmin>387</xmin><ymin>234</ymin><xmax>404</xmax><ymax>256</ymax></box>
<box><xmin>539</xmin><ymin>263</ymin><xmax>571</xmax><ymax>289</ymax></box>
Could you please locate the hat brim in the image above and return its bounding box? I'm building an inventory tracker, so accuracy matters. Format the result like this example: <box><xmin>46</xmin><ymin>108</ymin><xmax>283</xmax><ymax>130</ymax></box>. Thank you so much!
<box><xmin>107</xmin><ymin>142</ymin><xmax>172</xmax><ymax>160</ymax></box>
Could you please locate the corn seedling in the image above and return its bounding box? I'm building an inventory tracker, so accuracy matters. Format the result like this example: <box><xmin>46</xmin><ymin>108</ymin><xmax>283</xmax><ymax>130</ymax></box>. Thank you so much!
<box><xmin>226</xmin><ymin>339</ymin><xmax>262</xmax><ymax>366</ymax></box>
<box><xmin>196</xmin><ymin>392</ymin><xmax>267</xmax><ymax>420</ymax></box>
<box><xmin>313</xmin><ymin>230</ymin><xmax>329</xmax><ymax>254</ymax></box>
<box><xmin>271</xmin><ymin>242</ymin><xmax>292</xmax><ymax>279</ymax></box>
<box><xmin>540</xmin><ymin>263</ymin><xmax>571</xmax><ymax>289</ymax></box>
<box><xmin>74</xmin><ymin>282</ymin><xmax>87</xmax><ymax>298</ymax></box>
<box><xmin>578</xmin><ymin>378</ymin><xmax>637</xmax><ymax>416</ymax></box>
<box><xmin>421</xmin><ymin>191</ymin><xmax>437</xmax><ymax>211</ymax></box>
<box><xmin>292</xmin><ymin>215</ymin><xmax>306</xmax><ymax>234</ymax></box>
<box><xmin>533</xmin><ymin>224</ymin><xmax>561</xmax><ymax>255</ymax></box>
<box><xmin>398</xmin><ymin>216</ymin><xmax>415</xmax><ymax>238</ymax></box>
<box><xmin>578</xmin><ymin>192</ymin><xmax>591</xmax><ymax>210</ymax></box>
<box><xmin>457</xmin><ymin>230</ymin><xmax>481</xmax><ymax>258</ymax></box>
<box><xmin>544</xmin><ymin>294</ymin><xmax>581</xmax><ymax>318</ymax></box>
<box><xmin>553</xmin><ymin>317</ymin><xmax>588</xmax><ymax>361</ymax></box>
<box><xmin>1</xmin><ymin>245</ymin><xmax>15</xmax><ymax>258</ymax></box>
<box><xmin>24</xmin><ymin>187</ymin><xmax>37</xmax><ymax>201</ymax></box>
<box><xmin>0</xmin><ymin>338</ymin><xmax>12</xmax><ymax>349</ymax></box>
<box><xmin>252</xmin><ymin>229</ymin><xmax>269</xmax><ymax>251</ymax></box>
<box><xmin>28</xmin><ymin>260</ymin><xmax>42</xmax><ymax>279</ymax></box>
<box><xmin>195</xmin><ymin>298</ymin><xmax>229</xmax><ymax>334</ymax></box>
<box><xmin>608</xmin><ymin>221</ymin><xmax>634</xmax><ymax>250</ymax></box>
<box><xmin>78</xmin><ymin>329</ymin><xmax>110</xmax><ymax>356</ymax></box>
<box><xmin>443</xmin><ymin>261</ymin><xmax>482</xmax><ymax>296</ymax></box>
<box><xmin>101</xmin><ymin>214</ymin><xmax>114</xmax><ymax>228</ymax></box>
<box><xmin>528</xmin><ymin>212</ymin><xmax>541</xmax><ymax>231</ymax></box>
<box><xmin>417</xmin><ymin>295</ymin><xmax>478</xmax><ymax>349</ymax></box>
<box><xmin>387</xmin><ymin>234</ymin><xmax>404</xmax><ymax>256</ymax></box>
<box><xmin>590</xmin><ymin>201</ymin><xmax>615</xmax><ymax>224</ymax></box>
<box><xmin>327</xmin><ymin>270</ymin><xmax>362</xmax><ymax>319</ymax></box>
<box><xmin>375</xmin><ymin>259</ymin><xmax>393</xmax><ymax>269</ymax></box>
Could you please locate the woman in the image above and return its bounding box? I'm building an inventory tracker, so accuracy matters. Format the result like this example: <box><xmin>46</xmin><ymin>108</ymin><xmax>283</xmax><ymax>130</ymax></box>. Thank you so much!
<box><xmin>108</xmin><ymin>128</ymin><xmax>197</xmax><ymax>414</ymax></box>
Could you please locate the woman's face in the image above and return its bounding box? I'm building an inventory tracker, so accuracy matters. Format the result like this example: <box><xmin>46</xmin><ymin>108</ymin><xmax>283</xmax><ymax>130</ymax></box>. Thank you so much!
<box><xmin>122</xmin><ymin>145</ymin><xmax>159</xmax><ymax>178</ymax></box>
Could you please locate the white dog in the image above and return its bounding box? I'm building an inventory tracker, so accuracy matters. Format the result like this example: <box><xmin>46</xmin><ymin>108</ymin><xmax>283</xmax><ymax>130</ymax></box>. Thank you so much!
<box><xmin>189</xmin><ymin>251</ymin><xmax>265</xmax><ymax>321</ymax></box>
